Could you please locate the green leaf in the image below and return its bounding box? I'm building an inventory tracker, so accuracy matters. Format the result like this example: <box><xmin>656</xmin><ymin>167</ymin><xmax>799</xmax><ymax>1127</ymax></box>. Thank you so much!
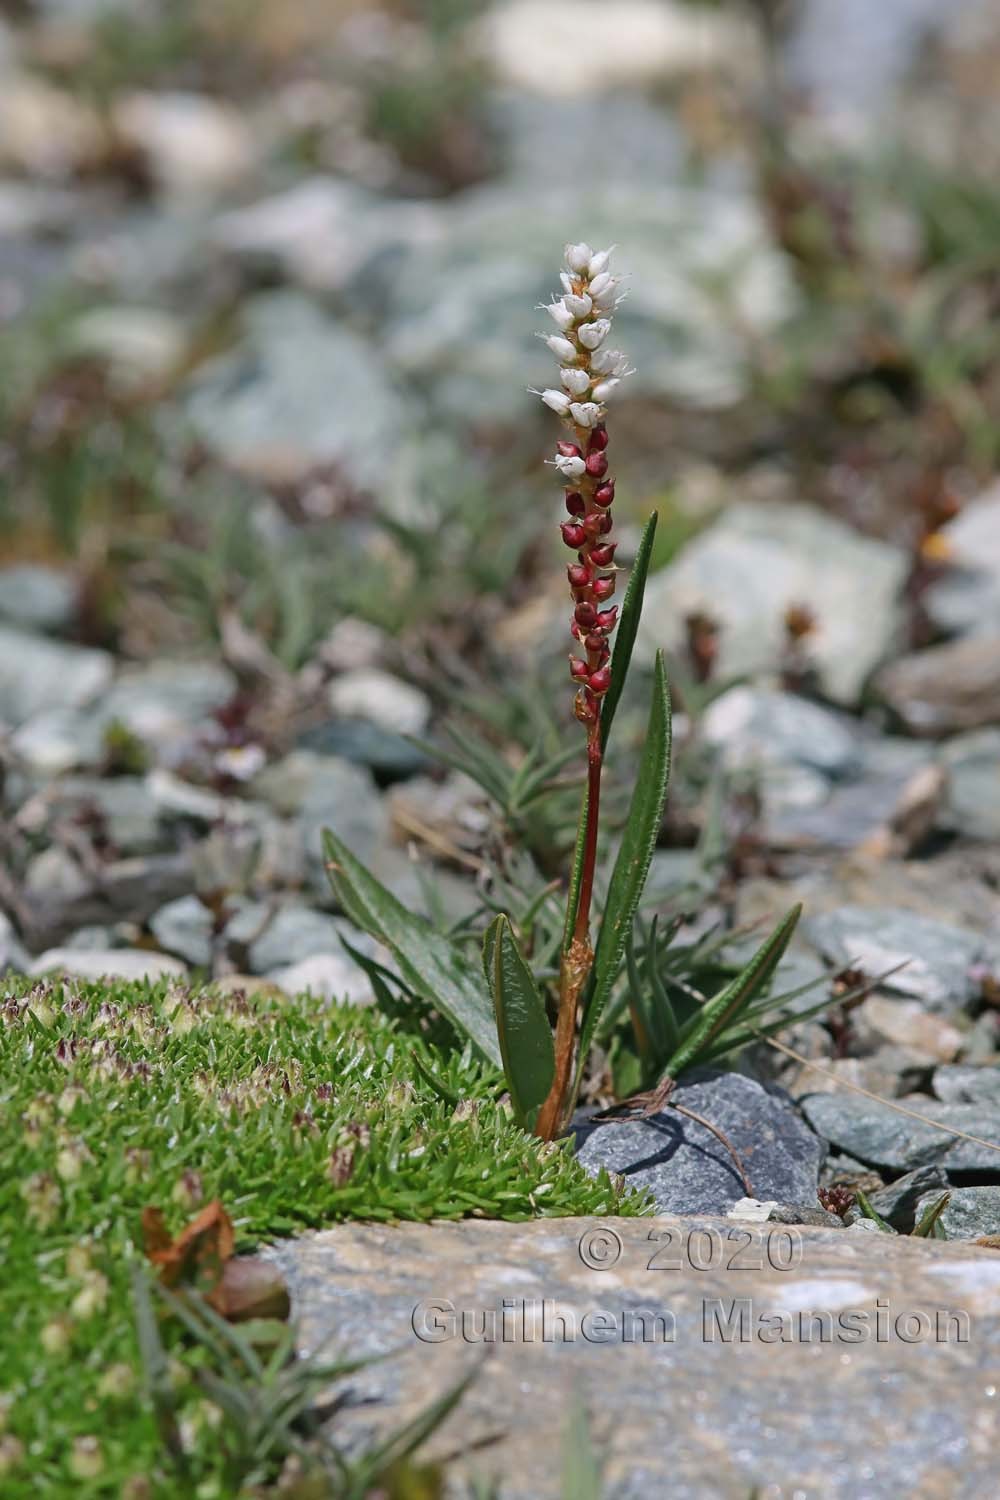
<box><xmin>483</xmin><ymin>915</ymin><xmax>555</xmax><ymax>1129</ymax></box>
<box><xmin>854</xmin><ymin>1189</ymin><xmax>897</xmax><ymax>1234</ymax></box>
<box><xmin>912</xmin><ymin>1191</ymin><xmax>951</xmax><ymax>1239</ymax></box>
<box><xmin>601</xmin><ymin>510</ymin><xmax>659</xmax><ymax>752</ymax></box>
<box><xmin>665</xmin><ymin>905</ymin><xmax>802</xmax><ymax>1077</ymax></box>
<box><xmin>562</xmin><ymin>511</ymin><xmax>659</xmax><ymax>953</ymax></box>
<box><xmin>561</xmin><ymin>1394</ymin><xmax>603</xmax><ymax>1500</ymax></box>
<box><xmin>578</xmin><ymin>651</ymin><xmax>672</xmax><ymax>1063</ymax></box>
<box><xmin>323</xmin><ymin>830</ymin><xmax>501</xmax><ymax>1067</ymax></box>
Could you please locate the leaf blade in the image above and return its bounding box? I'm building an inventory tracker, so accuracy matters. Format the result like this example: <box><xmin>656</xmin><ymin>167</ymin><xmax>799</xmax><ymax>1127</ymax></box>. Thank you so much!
<box><xmin>484</xmin><ymin>914</ymin><xmax>555</xmax><ymax>1129</ymax></box>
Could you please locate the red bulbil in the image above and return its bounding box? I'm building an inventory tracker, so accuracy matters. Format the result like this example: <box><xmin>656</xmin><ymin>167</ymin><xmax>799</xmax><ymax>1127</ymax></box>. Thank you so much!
<box><xmin>561</xmin><ymin>522</ymin><xmax>587</xmax><ymax>549</ymax></box>
<box><xmin>588</xmin><ymin>667</ymin><xmax>612</xmax><ymax>695</ymax></box>
<box><xmin>565</xmin><ymin>491</ymin><xmax>586</xmax><ymax>516</ymax></box>
<box><xmin>567</xmin><ymin>564</ymin><xmax>590</xmax><ymax>589</ymax></box>
<box><xmin>569</xmin><ymin>657</ymin><xmax>589</xmax><ymax>682</ymax></box>
<box><xmin>597</xmin><ymin>511</ymin><xmax>613</xmax><ymax>535</ymax></box>
<box><xmin>593</xmin><ymin>576</ymin><xmax>616</xmax><ymax>601</ymax></box>
<box><xmin>584</xmin><ymin>631</ymin><xmax>608</xmax><ymax>654</ymax></box>
<box><xmin>590</xmin><ymin>542</ymin><xmax>617</xmax><ymax>567</ymax></box>
<box><xmin>589</xmin><ymin>425</ymin><xmax>609</xmax><ymax>452</ymax></box>
<box><xmin>596</xmin><ymin>607</ymin><xmax>619</xmax><ymax>630</ymax></box>
<box><xmin>593</xmin><ymin>481</ymin><xmax>615</xmax><ymax>507</ymax></box>
<box><xmin>557</xmin><ymin>440</ymin><xmax>582</xmax><ymax>459</ymax></box>
<box><xmin>574</xmin><ymin>601</ymin><xmax>598</xmax><ymax>627</ymax></box>
<box><xmin>585</xmin><ymin>452</ymin><xmax>609</xmax><ymax>479</ymax></box>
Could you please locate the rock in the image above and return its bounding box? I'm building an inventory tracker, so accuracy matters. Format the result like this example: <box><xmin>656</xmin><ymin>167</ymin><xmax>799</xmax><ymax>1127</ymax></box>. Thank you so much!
<box><xmin>846</xmin><ymin>1166</ymin><xmax>951</xmax><ymax>1232</ymax></box>
<box><xmin>29</xmin><ymin>947</ymin><xmax>188</xmax><ymax>983</ymax></box>
<box><xmin>0</xmin><ymin>627</ymin><xmax>113</xmax><ymax>727</ymax></box>
<box><xmin>859</xmin><ymin>995</ymin><xmax>965</xmax><ymax>1064</ymax></box>
<box><xmin>0</xmin><ymin>181</ymin><xmax>77</xmax><ymax>238</ymax></box>
<box><xmin>68</xmin><ymin>305</ymin><xmax>187</xmax><ymax>391</ymax></box>
<box><xmin>701</xmin><ymin>686</ymin><xmax>861</xmax><ymax>778</ymax></box>
<box><xmin>327</xmin><ymin>669</ymin><xmax>430</xmax><ymax>737</ymax></box>
<box><xmin>574</xmin><ymin>1071</ymin><xmax>824</xmax><ymax>1215</ymax></box>
<box><xmin>805</xmin><ymin>905</ymin><xmax>991</xmax><ymax>1012</ymax></box>
<box><xmin>932</xmin><ymin>1065</ymin><xmax>1000</xmax><ymax>1105</ymax></box>
<box><xmin>254</xmin><ymin>751</ymin><xmax>387</xmax><ymax>899</ymax></box>
<box><xmin>211</xmin><ymin>176</ymin><xmax>384</xmax><ymax>294</ymax></box>
<box><xmin>8</xmin><ymin>708</ymin><xmax>106</xmax><ymax>776</ymax></box>
<box><xmin>874</xmin><ymin>636</ymin><xmax>1000</xmax><ymax>736</ymax></box>
<box><xmin>940</xmin><ymin>729</ymin><xmax>1000</xmax><ymax>840</ymax></box>
<box><xmin>93</xmin><ymin>660</ymin><xmax>236</xmax><ymax>754</ymax></box>
<box><xmin>17</xmin><ymin>850</ymin><xmax>195</xmax><ymax>952</ymax></box>
<box><xmin>0</xmin><ymin>565</ymin><xmax>76</xmax><ymax>633</ymax></box>
<box><xmin>185</xmin><ymin>292</ymin><xmax>409</xmax><ymax>491</ymax></box>
<box><xmin>0</xmin><ymin>911</ymin><xmax>28</xmax><ymax>975</ymax></box>
<box><xmin>226</xmin><ymin>903</ymin><xmax>359</xmax><ymax>974</ymax></box>
<box><xmin>113</xmin><ymin>91</ymin><xmax>255</xmax><ymax>198</ymax></box>
<box><xmin>25</xmin><ymin>847</ymin><xmax>91</xmax><ymax>902</ymax></box>
<box><xmin>480</xmin><ymin>0</ymin><xmax>753</xmax><ymax>96</ymax></box>
<box><xmin>800</xmin><ymin>1091</ymin><xmax>1000</xmax><ymax>1172</ymax></box>
<box><xmin>916</xmin><ymin>1186</ymin><xmax>1000</xmax><ymax>1242</ymax></box>
<box><xmin>637</xmin><ymin>503</ymin><xmax>907</xmax><ymax>705</ymax></box>
<box><xmin>269</xmin><ymin>953</ymin><xmax>372</xmax><ymax>1005</ymax></box>
<box><xmin>729</xmin><ymin>1198</ymin><xmax>843</xmax><ymax>1228</ymax></box>
<box><xmin>45</xmin><ymin>776</ymin><xmax>163</xmax><ymax>856</ymax></box>
<box><xmin>148</xmin><ymin>896</ymin><xmax>214</xmax><ymax>968</ymax></box>
<box><xmin>299</xmin><ymin>719</ymin><xmax>428</xmax><ymax>781</ymax></box>
<box><xmin>925</xmin><ymin>481</ymin><xmax>1000</xmax><ymax>637</ymax></box>
<box><xmin>268</xmin><ymin>1215</ymin><xmax>1000</xmax><ymax>1498</ymax></box>
<box><xmin>0</xmin><ymin>75</ymin><xmax>105</xmax><ymax>178</ymax></box>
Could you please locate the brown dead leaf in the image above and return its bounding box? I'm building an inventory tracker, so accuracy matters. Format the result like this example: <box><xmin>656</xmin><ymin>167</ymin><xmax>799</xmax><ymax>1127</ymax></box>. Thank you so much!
<box><xmin>142</xmin><ymin>1199</ymin><xmax>235</xmax><ymax>1294</ymax></box>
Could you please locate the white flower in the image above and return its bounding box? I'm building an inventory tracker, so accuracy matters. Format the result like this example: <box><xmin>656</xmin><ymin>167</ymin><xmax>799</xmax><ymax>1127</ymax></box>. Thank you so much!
<box><xmin>588</xmin><ymin>247</ymin><xmax>613</xmax><ymax>278</ymax></box>
<box><xmin>560</xmin><ymin>271</ymin><xmax>574</xmax><ymax>294</ymax></box>
<box><xmin>561</xmin><ymin>368</ymin><xmax>591</xmax><ymax>396</ymax></box>
<box><xmin>592</xmin><ymin>379</ymin><xmax>620</xmax><ymax>403</ymax></box>
<box><xmin>578</xmin><ymin>319</ymin><xmax>611</xmax><ymax>350</ymax></box>
<box><xmin>565</xmin><ymin>242</ymin><xmax>593</xmax><ymax>273</ymax></box>
<box><xmin>539</xmin><ymin>388</ymin><xmax>571</xmax><ymax>414</ymax></box>
<box><xmin>591</xmin><ymin>348</ymin><xmax>630</xmax><ymax>376</ymax></box>
<box><xmin>593</xmin><ymin>283</ymin><xmax>620</xmax><ymax>311</ymax></box>
<box><xmin>588</xmin><ymin>272</ymin><xmax>614</xmax><ymax>300</ymax></box>
<box><xmin>545</xmin><ymin>334</ymin><xmax>576</xmax><ymax>361</ymax></box>
<box><xmin>546</xmin><ymin>300</ymin><xmax>574</xmax><ymax>331</ymax></box>
<box><xmin>569</xmin><ymin>402</ymin><xmax>603</xmax><ymax>428</ymax></box>
<box><xmin>563</xmin><ymin>293</ymin><xmax>593</xmax><ymax>320</ymax></box>
<box><xmin>552</xmin><ymin>453</ymin><xmax>586</xmax><ymax>479</ymax></box>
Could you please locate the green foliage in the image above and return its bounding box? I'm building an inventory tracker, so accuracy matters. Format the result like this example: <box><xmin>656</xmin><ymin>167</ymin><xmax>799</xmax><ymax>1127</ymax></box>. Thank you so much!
<box><xmin>0</xmin><ymin>975</ymin><xmax>645</xmax><ymax>1496</ymax></box>
<box><xmin>483</xmin><ymin>915</ymin><xmax>555</xmax><ymax>1130</ymax></box>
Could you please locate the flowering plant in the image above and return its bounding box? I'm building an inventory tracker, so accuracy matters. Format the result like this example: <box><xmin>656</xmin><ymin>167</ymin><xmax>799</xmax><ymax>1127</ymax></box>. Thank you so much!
<box><xmin>324</xmin><ymin>244</ymin><xmax>802</xmax><ymax>1143</ymax></box>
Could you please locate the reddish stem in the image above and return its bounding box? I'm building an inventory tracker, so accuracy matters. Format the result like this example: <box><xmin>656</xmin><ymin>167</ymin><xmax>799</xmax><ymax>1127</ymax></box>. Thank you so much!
<box><xmin>573</xmin><ymin>719</ymin><xmax>603</xmax><ymax>947</ymax></box>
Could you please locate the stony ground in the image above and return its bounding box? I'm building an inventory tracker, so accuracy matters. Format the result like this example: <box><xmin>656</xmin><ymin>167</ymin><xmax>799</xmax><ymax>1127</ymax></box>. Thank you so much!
<box><xmin>3</xmin><ymin>1</ymin><xmax>1000</xmax><ymax>1494</ymax></box>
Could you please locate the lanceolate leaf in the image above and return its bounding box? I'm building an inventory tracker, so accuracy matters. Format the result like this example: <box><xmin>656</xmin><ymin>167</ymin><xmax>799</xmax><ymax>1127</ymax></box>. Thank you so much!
<box><xmin>601</xmin><ymin>510</ymin><xmax>659</xmax><ymax>753</ymax></box>
<box><xmin>579</xmin><ymin>651</ymin><xmax>672</xmax><ymax>1063</ymax></box>
<box><xmin>665</xmin><ymin>904</ymin><xmax>802</xmax><ymax>1077</ymax></box>
<box><xmin>483</xmin><ymin>915</ymin><xmax>555</xmax><ymax>1129</ymax></box>
<box><xmin>322</xmin><ymin>830</ymin><xmax>501</xmax><ymax>1067</ymax></box>
<box><xmin>563</xmin><ymin>512</ymin><xmax>659</xmax><ymax>953</ymax></box>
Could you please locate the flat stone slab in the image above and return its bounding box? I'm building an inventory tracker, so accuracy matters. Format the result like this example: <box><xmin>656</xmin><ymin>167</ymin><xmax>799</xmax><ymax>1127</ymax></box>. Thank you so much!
<box><xmin>269</xmin><ymin>1216</ymin><xmax>1000</xmax><ymax>1498</ymax></box>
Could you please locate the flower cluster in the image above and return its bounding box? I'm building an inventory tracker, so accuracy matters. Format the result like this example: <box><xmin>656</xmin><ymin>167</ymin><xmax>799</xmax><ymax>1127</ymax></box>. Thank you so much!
<box><xmin>536</xmin><ymin>242</ymin><xmax>631</xmax><ymax>728</ymax></box>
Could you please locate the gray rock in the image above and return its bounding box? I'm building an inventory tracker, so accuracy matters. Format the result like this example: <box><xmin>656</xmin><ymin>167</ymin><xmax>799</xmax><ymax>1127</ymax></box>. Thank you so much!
<box><xmin>327</xmin><ymin>669</ymin><xmax>430</xmax><ymax>737</ymax></box>
<box><xmin>925</xmin><ymin>481</ymin><xmax>1000</xmax><ymax>637</ymax></box>
<box><xmin>25</xmin><ymin>847</ymin><xmax>91</xmax><ymax>901</ymax></box>
<box><xmin>68</xmin><ymin>305</ymin><xmax>187</xmax><ymax>391</ymax></box>
<box><xmin>148</xmin><ymin>895</ymin><xmax>214</xmax><ymax>968</ymax></box>
<box><xmin>636</xmin><ymin>503</ymin><xmax>906</xmax><ymax>705</ymax></box>
<box><xmin>253</xmin><ymin>752</ymin><xmax>387</xmax><ymax>901</ymax></box>
<box><xmin>916</xmin><ymin>1186</ymin><xmax>1000</xmax><ymax>1242</ymax></box>
<box><xmin>112</xmin><ymin>90</ymin><xmax>254</xmax><ymax>199</ymax></box>
<box><xmin>932</xmin><ymin>1065</ymin><xmax>1000</xmax><ymax>1105</ymax></box>
<box><xmin>269</xmin><ymin>952</ymin><xmax>372</xmax><ymax>1005</ymax></box>
<box><xmin>8</xmin><ymin>707</ymin><xmax>106</xmax><ymax>776</ymax></box>
<box><xmin>0</xmin><ymin>911</ymin><xmax>28</xmax><ymax>975</ymax></box>
<box><xmin>0</xmin><ymin>181</ymin><xmax>77</xmax><ymax>238</ymax></box>
<box><xmin>270</xmin><ymin>1214</ymin><xmax>1000</xmax><ymax>1498</ymax></box>
<box><xmin>574</xmin><ymin>1071</ymin><xmax>824</xmax><ymax>1214</ymax></box>
<box><xmin>185</xmin><ymin>292</ymin><xmax>409</xmax><ymax>491</ymax></box>
<box><xmin>940</xmin><ymin>729</ymin><xmax>1000</xmax><ymax>840</ymax></box>
<box><xmin>801</xmin><ymin>1091</ymin><xmax>1000</xmax><ymax>1172</ymax></box>
<box><xmin>0</xmin><ymin>565</ymin><xmax>76</xmax><ymax>633</ymax></box>
<box><xmin>0</xmin><ymin>627</ymin><xmax>113</xmax><ymax>727</ymax></box>
<box><xmin>47</xmin><ymin>776</ymin><xmax>163</xmax><ymax>855</ymax></box>
<box><xmin>701</xmin><ymin>686</ymin><xmax>861</xmax><ymax>778</ymax></box>
<box><xmin>226</xmin><ymin>902</ymin><xmax>357</xmax><ymax>974</ymax></box>
<box><xmin>298</xmin><ymin>719</ymin><xmax>428</xmax><ymax>781</ymax></box>
<box><xmin>29</xmin><ymin>947</ymin><xmax>188</xmax><ymax>983</ymax></box>
<box><xmin>874</xmin><ymin>635</ymin><xmax>1000</xmax><ymax>736</ymax></box>
<box><xmin>847</xmin><ymin>1166</ymin><xmax>951</xmax><ymax>1231</ymax></box>
<box><xmin>92</xmin><ymin>659</ymin><xmax>236</xmax><ymax>753</ymax></box>
<box><xmin>805</xmin><ymin>905</ymin><xmax>990</xmax><ymax>1012</ymax></box>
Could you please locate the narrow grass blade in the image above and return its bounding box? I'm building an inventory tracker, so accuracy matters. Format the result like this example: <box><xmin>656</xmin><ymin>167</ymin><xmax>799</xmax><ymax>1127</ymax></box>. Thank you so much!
<box><xmin>601</xmin><ymin>510</ymin><xmax>658</xmax><ymax>752</ymax></box>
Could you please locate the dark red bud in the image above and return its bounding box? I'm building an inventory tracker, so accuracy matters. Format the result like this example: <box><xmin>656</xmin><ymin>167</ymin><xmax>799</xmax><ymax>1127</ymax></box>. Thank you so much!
<box><xmin>593</xmin><ymin>576</ymin><xmax>616</xmax><ymax>601</ymax></box>
<box><xmin>590</xmin><ymin>542</ymin><xmax>617</xmax><ymax>567</ymax></box>
<box><xmin>589</xmin><ymin>425</ymin><xmax>609</xmax><ymax>452</ymax></box>
<box><xmin>596</xmin><ymin>607</ymin><xmax>619</xmax><ymax>630</ymax></box>
<box><xmin>565</xmin><ymin>491</ymin><xmax>586</xmax><ymax>516</ymax></box>
<box><xmin>585</xmin><ymin>451</ymin><xmax>609</xmax><ymax>479</ymax></box>
<box><xmin>588</xmin><ymin>667</ymin><xmax>612</xmax><ymax>695</ymax></box>
<box><xmin>597</xmin><ymin>511</ymin><xmax>613</xmax><ymax>534</ymax></box>
<box><xmin>574</xmin><ymin>601</ymin><xmax>597</xmax><ymax>627</ymax></box>
<box><xmin>561</xmin><ymin>522</ymin><xmax>587</xmax><ymax>549</ymax></box>
<box><xmin>569</xmin><ymin>657</ymin><xmax>589</xmax><ymax>682</ymax></box>
<box><xmin>584</xmin><ymin>631</ymin><xmax>606</xmax><ymax>653</ymax></box>
<box><xmin>574</xmin><ymin>691</ymin><xmax>598</xmax><ymax>725</ymax></box>
<box><xmin>557</xmin><ymin>440</ymin><xmax>582</xmax><ymax>459</ymax></box>
<box><xmin>593</xmin><ymin>481</ymin><xmax>615</xmax><ymax>507</ymax></box>
<box><xmin>567</xmin><ymin>564</ymin><xmax>590</xmax><ymax>589</ymax></box>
